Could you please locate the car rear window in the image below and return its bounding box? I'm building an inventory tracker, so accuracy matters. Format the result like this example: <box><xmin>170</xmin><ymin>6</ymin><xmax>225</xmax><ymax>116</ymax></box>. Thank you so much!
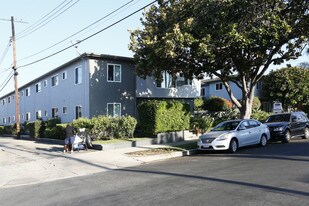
<box><xmin>266</xmin><ymin>114</ymin><xmax>291</xmax><ymax>122</ymax></box>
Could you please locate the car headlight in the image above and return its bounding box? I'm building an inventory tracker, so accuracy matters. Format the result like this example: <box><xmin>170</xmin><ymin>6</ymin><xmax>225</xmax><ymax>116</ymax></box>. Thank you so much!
<box><xmin>216</xmin><ymin>136</ymin><xmax>228</xmax><ymax>141</ymax></box>
<box><xmin>273</xmin><ymin>127</ymin><xmax>284</xmax><ymax>132</ymax></box>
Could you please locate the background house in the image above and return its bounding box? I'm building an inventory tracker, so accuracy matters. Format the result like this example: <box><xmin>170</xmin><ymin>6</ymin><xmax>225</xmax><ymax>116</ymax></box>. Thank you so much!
<box><xmin>201</xmin><ymin>78</ymin><xmax>271</xmax><ymax>112</ymax></box>
<box><xmin>0</xmin><ymin>53</ymin><xmax>201</xmax><ymax>125</ymax></box>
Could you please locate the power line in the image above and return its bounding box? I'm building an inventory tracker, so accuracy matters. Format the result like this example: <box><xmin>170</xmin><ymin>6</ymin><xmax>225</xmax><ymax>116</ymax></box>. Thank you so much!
<box><xmin>18</xmin><ymin>0</ymin><xmax>157</xmax><ymax>69</ymax></box>
<box><xmin>17</xmin><ymin>0</ymin><xmax>135</xmax><ymax>62</ymax></box>
<box><xmin>0</xmin><ymin>70</ymin><xmax>14</xmax><ymax>93</ymax></box>
<box><xmin>16</xmin><ymin>0</ymin><xmax>80</xmax><ymax>40</ymax></box>
<box><xmin>15</xmin><ymin>0</ymin><xmax>68</xmax><ymax>37</ymax></box>
<box><xmin>0</xmin><ymin>40</ymin><xmax>11</xmax><ymax>67</ymax></box>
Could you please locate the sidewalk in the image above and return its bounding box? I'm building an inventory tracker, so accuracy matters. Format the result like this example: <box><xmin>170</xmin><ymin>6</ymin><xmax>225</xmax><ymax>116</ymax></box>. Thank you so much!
<box><xmin>0</xmin><ymin>136</ymin><xmax>197</xmax><ymax>188</ymax></box>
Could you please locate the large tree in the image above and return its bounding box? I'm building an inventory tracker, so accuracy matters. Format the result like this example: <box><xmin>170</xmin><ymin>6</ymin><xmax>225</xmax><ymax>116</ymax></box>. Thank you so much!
<box><xmin>129</xmin><ymin>0</ymin><xmax>309</xmax><ymax>118</ymax></box>
<box><xmin>263</xmin><ymin>67</ymin><xmax>309</xmax><ymax>111</ymax></box>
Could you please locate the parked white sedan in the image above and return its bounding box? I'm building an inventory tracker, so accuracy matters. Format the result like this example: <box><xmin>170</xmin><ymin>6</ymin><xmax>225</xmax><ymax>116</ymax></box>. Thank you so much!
<box><xmin>197</xmin><ymin>119</ymin><xmax>270</xmax><ymax>153</ymax></box>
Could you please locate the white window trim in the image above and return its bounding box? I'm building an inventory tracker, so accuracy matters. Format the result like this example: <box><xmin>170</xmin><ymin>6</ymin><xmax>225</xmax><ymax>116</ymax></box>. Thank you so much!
<box><xmin>74</xmin><ymin>66</ymin><xmax>83</xmax><ymax>85</ymax></box>
<box><xmin>62</xmin><ymin>71</ymin><xmax>67</xmax><ymax>80</ymax></box>
<box><xmin>215</xmin><ymin>83</ymin><xmax>223</xmax><ymax>91</ymax></box>
<box><xmin>107</xmin><ymin>64</ymin><xmax>122</xmax><ymax>83</ymax></box>
<box><xmin>75</xmin><ymin>105</ymin><xmax>82</xmax><ymax>119</ymax></box>
<box><xmin>51</xmin><ymin>74</ymin><xmax>59</xmax><ymax>87</ymax></box>
<box><xmin>63</xmin><ymin>106</ymin><xmax>68</xmax><ymax>114</ymax></box>
<box><xmin>107</xmin><ymin>103</ymin><xmax>121</xmax><ymax>117</ymax></box>
<box><xmin>35</xmin><ymin>82</ymin><xmax>41</xmax><ymax>93</ymax></box>
<box><xmin>36</xmin><ymin>110</ymin><xmax>42</xmax><ymax>119</ymax></box>
<box><xmin>25</xmin><ymin>87</ymin><xmax>31</xmax><ymax>96</ymax></box>
<box><xmin>26</xmin><ymin>112</ymin><xmax>31</xmax><ymax>121</ymax></box>
<box><xmin>43</xmin><ymin>80</ymin><xmax>48</xmax><ymax>87</ymax></box>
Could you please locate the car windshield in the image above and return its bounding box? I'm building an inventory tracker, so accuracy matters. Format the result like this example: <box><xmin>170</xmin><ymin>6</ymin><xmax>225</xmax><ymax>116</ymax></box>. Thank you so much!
<box><xmin>265</xmin><ymin>114</ymin><xmax>291</xmax><ymax>123</ymax></box>
<box><xmin>212</xmin><ymin>121</ymin><xmax>241</xmax><ymax>131</ymax></box>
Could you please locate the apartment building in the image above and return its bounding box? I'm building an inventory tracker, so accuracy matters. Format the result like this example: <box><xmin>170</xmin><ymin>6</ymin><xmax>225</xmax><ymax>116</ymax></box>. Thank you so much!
<box><xmin>0</xmin><ymin>53</ymin><xmax>201</xmax><ymax>125</ymax></box>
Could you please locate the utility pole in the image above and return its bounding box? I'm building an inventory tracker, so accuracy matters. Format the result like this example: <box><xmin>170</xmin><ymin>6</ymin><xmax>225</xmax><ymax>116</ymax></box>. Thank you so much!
<box><xmin>11</xmin><ymin>16</ymin><xmax>20</xmax><ymax>136</ymax></box>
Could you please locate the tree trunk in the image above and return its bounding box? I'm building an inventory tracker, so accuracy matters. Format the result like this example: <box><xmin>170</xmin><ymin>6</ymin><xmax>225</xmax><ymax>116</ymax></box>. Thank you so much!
<box><xmin>239</xmin><ymin>90</ymin><xmax>254</xmax><ymax>119</ymax></box>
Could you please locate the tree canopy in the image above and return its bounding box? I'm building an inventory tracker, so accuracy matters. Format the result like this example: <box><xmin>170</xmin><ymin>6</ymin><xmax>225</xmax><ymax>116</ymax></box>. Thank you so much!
<box><xmin>263</xmin><ymin>67</ymin><xmax>309</xmax><ymax>111</ymax></box>
<box><xmin>129</xmin><ymin>0</ymin><xmax>309</xmax><ymax>118</ymax></box>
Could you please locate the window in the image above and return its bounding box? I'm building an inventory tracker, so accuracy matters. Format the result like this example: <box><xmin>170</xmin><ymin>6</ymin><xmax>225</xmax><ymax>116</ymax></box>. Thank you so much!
<box><xmin>216</xmin><ymin>83</ymin><xmax>223</xmax><ymax>90</ymax></box>
<box><xmin>43</xmin><ymin>80</ymin><xmax>48</xmax><ymax>87</ymax></box>
<box><xmin>51</xmin><ymin>75</ymin><xmax>59</xmax><ymax>87</ymax></box>
<box><xmin>107</xmin><ymin>64</ymin><xmax>121</xmax><ymax>82</ymax></box>
<box><xmin>26</xmin><ymin>112</ymin><xmax>31</xmax><ymax>121</ymax></box>
<box><xmin>107</xmin><ymin>103</ymin><xmax>121</xmax><ymax>117</ymax></box>
<box><xmin>63</xmin><ymin>106</ymin><xmax>68</xmax><ymax>114</ymax></box>
<box><xmin>201</xmin><ymin>88</ymin><xmax>205</xmax><ymax>97</ymax></box>
<box><xmin>75</xmin><ymin>67</ymin><xmax>82</xmax><ymax>84</ymax></box>
<box><xmin>62</xmin><ymin>71</ymin><xmax>67</xmax><ymax>80</ymax></box>
<box><xmin>21</xmin><ymin>114</ymin><xmax>24</xmax><ymax>120</ymax></box>
<box><xmin>52</xmin><ymin>108</ymin><xmax>58</xmax><ymax>118</ymax></box>
<box><xmin>2</xmin><ymin>99</ymin><xmax>4</xmax><ymax>105</ymax></box>
<box><xmin>25</xmin><ymin>87</ymin><xmax>30</xmax><ymax>96</ymax></box>
<box><xmin>156</xmin><ymin>71</ymin><xmax>175</xmax><ymax>88</ymax></box>
<box><xmin>8</xmin><ymin>96</ymin><xmax>11</xmax><ymax>103</ymax></box>
<box><xmin>35</xmin><ymin>82</ymin><xmax>41</xmax><ymax>93</ymax></box>
<box><xmin>36</xmin><ymin>110</ymin><xmax>42</xmax><ymax>119</ymax></box>
<box><xmin>2</xmin><ymin>118</ymin><xmax>6</xmax><ymax>124</ymax></box>
<box><xmin>256</xmin><ymin>81</ymin><xmax>262</xmax><ymax>90</ymax></box>
<box><xmin>44</xmin><ymin>111</ymin><xmax>48</xmax><ymax>117</ymax></box>
<box><xmin>12</xmin><ymin>116</ymin><xmax>15</xmax><ymax>122</ymax></box>
<box><xmin>75</xmin><ymin>106</ymin><xmax>82</xmax><ymax>119</ymax></box>
<box><xmin>8</xmin><ymin>117</ymin><xmax>11</xmax><ymax>123</ymax></box>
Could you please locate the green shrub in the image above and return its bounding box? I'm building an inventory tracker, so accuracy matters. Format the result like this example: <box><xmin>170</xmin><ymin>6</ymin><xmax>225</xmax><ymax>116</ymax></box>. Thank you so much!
<box><xmin>137</xmin><ymin>100</ymin><xmax>190</xmax><ymax>135</ymax></box>
<box><xmin>251</xmin><ymin>110</ymin><xmax>270</xmax><ymax>122</ymax></box>
<box><xmin>204</xmin><ymin>96</ymin><xmax>232</xmax><ymax>112</ymax></box>
<box><xmin>71</xmin><ymin>117</ymin><xmax>93</xmax><ymax>132</ymax></box>
<box><xmin>44</xmin><ymin>124</ymin><xmax>66</xmax><ymax>140</ymax></box>
<box><xmin>45</xmin><ymin>118</ymin><xmax>61</xmax><ymax>128</ymax></box>
<box><xmin>252</xmin><ymin>97</ymin><xmax>261</xmax><ymax>112</ymax></box>
<box><xmin>0</xmin><ymin>126</ymin><xmax>4</xmax><ymax>134</ymax></box>
<box><xmin>194</xmin><ymin>98</ymin><xmax>204</xmax><ymax>111</ymax></box>
<box><xmin>3</xmin><ymin>125</ymin><xmax>16</xmax><ymax>135</ymax></box>
<box><xmin>116</xmin><ymin>115</ymin><xmax>137</xmax><ymax>138</ymax></box>
<box><xmin>190</xmin><ymin>115</ymin><xmax>213</xmax><ymax>133</ymax></box>
<box><xmin>26</xmin><ymin>121</ymin><xmax>42</xmax><ymax>139</ymax></box>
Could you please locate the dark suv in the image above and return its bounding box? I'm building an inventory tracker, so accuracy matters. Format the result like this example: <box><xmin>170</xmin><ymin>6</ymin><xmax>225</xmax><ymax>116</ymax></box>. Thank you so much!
<box><xmin>264</xmin><ymin>112</ymin><xmax>309</xmax><ymax>143</ymax></box>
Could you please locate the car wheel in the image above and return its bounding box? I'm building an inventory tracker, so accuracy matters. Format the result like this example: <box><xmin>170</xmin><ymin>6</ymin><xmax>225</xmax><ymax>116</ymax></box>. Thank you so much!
<box><xmin>282</xmin><ymin>130</ymin><xmax>291</xmax><ymax>143</ymax></box>
<box><xmin>229</xmin><ymin>139</ymin><xmax>238</xmax><ymax>153</ymax></box>
<box><xmin>303</xmin><ymin>127</ymin><xmax>309</xmax><ymax>139</ymax></box>
<box><xmin>259</xmin><ymin>135</ymin><xmax>267</xmax><ymax>147</ymax></box>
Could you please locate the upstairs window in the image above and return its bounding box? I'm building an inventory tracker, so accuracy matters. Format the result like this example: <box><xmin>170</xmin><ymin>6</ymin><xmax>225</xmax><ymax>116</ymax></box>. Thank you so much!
<box><xmin>107</xmin><ymin>64</ymin><xmax>121</xmax><ymax>82</ymax></box>
<box><xmin>75</xmin><ymin>67</ymin><xmax>82</xmax><ymax>84</ymax></box>
<box><xmin>43</xmin><ymin>80</ymin><xmax>48</xmax><ymax>87</ymax></box>
<box><xmin>51</xmin><ymin>75</ymin><xmax>58</xmax><ymax>87</ymax></box>
<box><xmin>216</xmin><ymin>83</ymin><xmax>223</xmax><ymax>90</ymax></box>
<box><xmin>8</xmin><ymin>96</ymin><xmax>11</xmax><ymax>103</ymax></box>
<box><xmin>25</xmin><ymin>87</ymin><xmax>31</xmax><ymax>96</ymax></box>
<box><xmin>36</xmin><ymin>82</ymin><xmax>41</xmax><ymax>93</ymax></box>
<box><xmin>62</xmin><ymin>71</ymin><xmax>67</xmax><ymax>80</ymax></box>
<box><xmin>156</xmin><ymin>71</ymin><xmax>175</xmax><ymax>88</ymax></box>
<box><xmin>26</xmin><ymin>112</ymin><xmax>31</xmax><ymax>121</ymax></box>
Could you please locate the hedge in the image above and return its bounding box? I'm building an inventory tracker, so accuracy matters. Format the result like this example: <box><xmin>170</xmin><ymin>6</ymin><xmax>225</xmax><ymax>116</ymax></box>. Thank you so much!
<box><xmin>138</xmin><ymin>100</ymin><xmax>190</xmax><ymax>135</ymax></box>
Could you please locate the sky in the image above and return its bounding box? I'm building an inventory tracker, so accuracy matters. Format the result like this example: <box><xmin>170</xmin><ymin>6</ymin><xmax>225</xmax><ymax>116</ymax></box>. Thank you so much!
<box><xmin>0</xmin><ymin>0</ymin><xmax>308</xmax><ymax>97</ymax></box>
<box><xmin>0</xmin><ymin>0</ymin><xmax>155</xmax><ymax>96</ymax></box>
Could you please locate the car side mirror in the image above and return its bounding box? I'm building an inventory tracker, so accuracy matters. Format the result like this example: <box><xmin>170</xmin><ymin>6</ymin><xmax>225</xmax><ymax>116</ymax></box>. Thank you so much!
<box><xmin>291</xmin><ymin>116</ymin><xmax>297</xmax><ymax>122</ymax></box>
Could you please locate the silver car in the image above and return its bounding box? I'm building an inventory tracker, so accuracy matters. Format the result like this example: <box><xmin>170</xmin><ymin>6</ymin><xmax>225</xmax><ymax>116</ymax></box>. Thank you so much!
<box><xmin>197</xmin><ymin>119</ymin><xmax>270</xmax><ymax>153</ymax></box>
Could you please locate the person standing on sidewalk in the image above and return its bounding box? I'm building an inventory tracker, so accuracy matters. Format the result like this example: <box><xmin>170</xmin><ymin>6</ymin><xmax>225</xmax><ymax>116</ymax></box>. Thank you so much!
<box><xmin>64</xmin><ymin>125</ymin><xmax>76</xmax><ymax>153</ymax></box>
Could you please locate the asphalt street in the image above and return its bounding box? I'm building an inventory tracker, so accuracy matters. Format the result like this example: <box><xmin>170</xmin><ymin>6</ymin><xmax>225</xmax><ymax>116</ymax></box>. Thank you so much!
<box><xmin>0</xmin><ymin>139</ymin><xmax>308</xmax><ymax>206</ymax></box>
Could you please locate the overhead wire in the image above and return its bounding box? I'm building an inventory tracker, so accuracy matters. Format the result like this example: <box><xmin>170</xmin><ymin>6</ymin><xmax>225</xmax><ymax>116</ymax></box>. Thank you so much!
<box><xmin>15</xmin><ymin>0</ymin><xmax>69</xmax><ymax>37</ymax></box>
<box><xmin>0</xmin><ymin>70</ymin><xmax>14</xmax><ymax>93</ymax></box>
<box><xmin>16</xmin><ymin>0</ymin><xmax>80</xmax><ymax>40</ymax></box>
<box><xmin>17</xmin><ymin>0</ymin><xmax>157</xmax><ymax>69</ymax></box>
<box><xmin>0</xmin><ymin>40</ymin><xmax>11</xmax><ymax>67</ymax></box>
<box><xmin>17</xmin><ymin>0</ymin><xmax>135</xmax><ymax>62</ymax></box>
